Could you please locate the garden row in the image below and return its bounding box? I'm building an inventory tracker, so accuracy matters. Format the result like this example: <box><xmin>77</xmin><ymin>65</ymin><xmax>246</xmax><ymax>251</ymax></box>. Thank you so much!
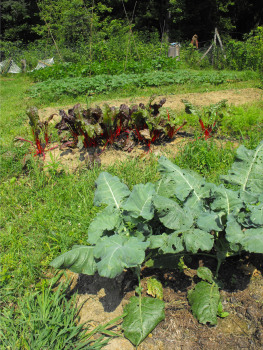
<box><xmin>21</xmin><ymin>97</ymin><xmax>228</xmax><ymax>159</ymax></box>
<box><xmin>28</xmin><ymin>70</ymin><xmax>258</xmax><ymax>101</ymax></box>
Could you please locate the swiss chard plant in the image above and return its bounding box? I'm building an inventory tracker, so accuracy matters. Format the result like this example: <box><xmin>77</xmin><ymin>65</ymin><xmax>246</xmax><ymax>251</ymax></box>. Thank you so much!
<box><xmin>182</xmin><ymin>99</ymin><xmax>228</xmax><ymax>139</ymax></box>
<box><xmin>15</xmin><ymin>107</ymin><xmax>58</xmax><ymax>159</ymax></box>
<box><xmin>50</xmin><ymin>140</ymin><xmax>263</xmax><ymax>345</ymax></box>
<box><xmin>54</xmin><ymin>98</ymin><xmax>186</xmax><ymax>153</ymax></box>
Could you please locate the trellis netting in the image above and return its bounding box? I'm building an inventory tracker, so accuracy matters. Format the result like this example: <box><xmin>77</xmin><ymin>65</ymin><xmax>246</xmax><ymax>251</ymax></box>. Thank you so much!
<box><xmin>0</xmin><ymin>59</ymin><xmax>21</xmax><ymax>73</ymax></box>
<box><xmin>31</xmin><ymin>58</ymin><xmax>54</xmax><ymax>71</ymax></box>
<box><xmin>0</xmin><ymin>58</ymin><xmax>54</xmax><ymax>74</ymax></box>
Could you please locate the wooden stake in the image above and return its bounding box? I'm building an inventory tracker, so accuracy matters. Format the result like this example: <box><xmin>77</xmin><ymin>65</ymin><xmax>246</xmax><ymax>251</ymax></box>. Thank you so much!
<box><xmin>215</xmin><ymin>28</ymin><xmax>226</xmax><ymax>59</ymax></box>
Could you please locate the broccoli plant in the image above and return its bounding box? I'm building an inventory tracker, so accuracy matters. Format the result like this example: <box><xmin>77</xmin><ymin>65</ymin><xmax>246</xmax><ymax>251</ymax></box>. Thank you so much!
<box><xmin>50</xmin><ymin>140</ymin><xmax>263</xmax><ymax>344</ymax></box>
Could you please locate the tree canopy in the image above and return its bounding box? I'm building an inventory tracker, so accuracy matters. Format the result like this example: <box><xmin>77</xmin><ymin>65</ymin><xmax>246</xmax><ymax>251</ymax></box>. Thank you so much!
<box><xmin>0</xmin><ymin>0</ymin><xmax>262</xmax><ymax>45</ymax></box>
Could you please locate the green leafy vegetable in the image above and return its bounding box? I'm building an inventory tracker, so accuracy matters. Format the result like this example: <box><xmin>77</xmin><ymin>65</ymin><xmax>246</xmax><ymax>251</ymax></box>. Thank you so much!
<box><xmin>123</xmin><ymin>296</ymin><xmax>165</xmax><ymax>346</ymax></box>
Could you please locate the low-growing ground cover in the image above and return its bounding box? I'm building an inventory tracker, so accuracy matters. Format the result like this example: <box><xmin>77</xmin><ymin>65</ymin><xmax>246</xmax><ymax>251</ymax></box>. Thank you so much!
<box><xmin>0</xmin><ymin>74</ymin><xmax>263</xmax><ymax>349</ymax></box>
<box><xmin>28</xmin><ymin>69</ymin><xmax>259</xmax><ymax>103</ymax></box>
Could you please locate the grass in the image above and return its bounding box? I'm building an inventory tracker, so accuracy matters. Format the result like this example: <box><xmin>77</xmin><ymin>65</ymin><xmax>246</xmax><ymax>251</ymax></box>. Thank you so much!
<box><xmin>0</xmin><ymin>71</ymin><xmax>262</xmax><ymax>348</ymax></box>
<box><xmin>0</xmin><ymin>272</ymin><xmax>121</xmax><ymax>349</ymax></box>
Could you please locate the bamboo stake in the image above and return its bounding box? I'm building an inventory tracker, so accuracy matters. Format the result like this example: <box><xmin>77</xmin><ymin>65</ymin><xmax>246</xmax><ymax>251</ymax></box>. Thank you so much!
<box><xmin>36</xmin><ymin>1</ymin><xmax>63</xmax><ymax>61</ymax></box>
<box><xmin>199</xmin><ymin>44</ymin><xmax>213</xmax><ymax>62</ymax></box>
<box><xmin>89</xmin><ymin>0</ymin><xmax>95</xmax><ymax>76</ymax></box>
<box><xmin>215</xmin><ymin>27</ymin><xmax>226</xmax><ymax>59</ymax></box>
<box><xmin>122</xmin><ymin>0</ymin><xmax>140</xmax><ymax>71</ymax></box>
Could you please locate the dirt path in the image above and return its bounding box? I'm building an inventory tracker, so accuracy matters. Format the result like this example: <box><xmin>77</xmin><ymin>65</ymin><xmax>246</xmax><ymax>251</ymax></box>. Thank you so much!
<box><xmin>39</xmin><ymin>87</ymin><xmax>262</xmax><ymax>120</ymax></box>
<box><xmin>102</xmin><ymin>87</ymin><xmax>262</xmax><ymax>111</ymax></box>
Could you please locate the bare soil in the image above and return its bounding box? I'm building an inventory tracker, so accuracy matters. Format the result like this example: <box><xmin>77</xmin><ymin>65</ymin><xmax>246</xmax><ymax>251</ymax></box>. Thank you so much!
<box><xmin>43</xmin><ymin>88</ymin><xmax>262</xmax><ymax>349</ymax></box>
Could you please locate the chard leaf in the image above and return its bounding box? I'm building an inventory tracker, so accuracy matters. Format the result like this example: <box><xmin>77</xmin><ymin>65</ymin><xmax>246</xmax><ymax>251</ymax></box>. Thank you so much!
<box><xmin>94</xmin><ymin>172</ymin><xmax>130</xmax><ymax>209</ymax></box>
<box><xmin>158</xmin><ymin>156</ymin><xmax>205</xmax><ymax>202</ymax></box>
<box><xmin>50</xmin><ymin>245</ymin><xmax>96</xmax><ymax>275</ymax></box>
<box><xmin>94</xmin><ymin>235</ymin><xmax>149</xmax><ymax>278</ymax></box>
<box><xmin>149</xmin><ymin>233</ymin><xmax>184</xmax><ymax>254</ymax></box>
<box><xmin>197</xmin><ymin>211</ymin><xmax>224</xmax><ymax>232</ymax></box>
<box><xmin>210</xmin><ymin>184</ymin><xmax>243</xmax><ymax>214</ymax></box>
<box><xmin>154</xmin><ymin>195</ymin><xmax>194</xmax><ymax>230</ymax></box>
<box><xmin>188</xmin><ymin>281</ymin><xmax>220</xmax><ymax>325</ymax></box>
<box><xmin>183</xmin><ymin>229</ymin><xmax>214</xmax><ymax>253</ymax></box>
<box><xmin>220</xmin><ymin>141</ymin><xmax>263</xmax><ymax>195</ymax></box>
<box><xmin>123</xmin><ymin>296</ymin><xmax>165</xmax><ymax>346</ymax></box>
<box><xmin>122</xmin><ymin>183</ymin><xmax>155</xmax><ymax>220</ymax></box>
<box><xmin>87</xmin><ymin>206</ymin><xmax>122</xmax><ymax>244</ymax></box>
<box><xmin>226</xmin><ymin>215</ymin><xmax>263</xmax><ymax>253</ymax></box>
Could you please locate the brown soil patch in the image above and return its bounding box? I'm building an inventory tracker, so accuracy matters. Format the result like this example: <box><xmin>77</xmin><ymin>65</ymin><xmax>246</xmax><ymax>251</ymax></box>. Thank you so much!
<box><xmin>39</xmin><ymin>88</ymin><xmax>262</xmax><ymax>120</ymax></box>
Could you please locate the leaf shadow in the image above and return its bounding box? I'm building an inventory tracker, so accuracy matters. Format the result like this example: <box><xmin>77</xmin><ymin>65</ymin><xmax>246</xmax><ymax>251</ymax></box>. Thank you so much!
<box><xmin>71</xmin><ymin>271</ymin><xmax>133</xmax><ymax>312</ymax></box>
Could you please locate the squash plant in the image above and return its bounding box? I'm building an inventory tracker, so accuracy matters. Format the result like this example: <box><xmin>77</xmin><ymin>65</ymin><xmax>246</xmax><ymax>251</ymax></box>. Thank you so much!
<box><xmin>50</xmin><ymin>140</ymin><xmax>263</xmax><ymax>346</ymax></box>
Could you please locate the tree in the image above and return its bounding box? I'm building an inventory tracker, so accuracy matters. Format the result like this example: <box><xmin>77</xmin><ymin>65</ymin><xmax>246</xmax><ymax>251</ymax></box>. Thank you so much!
<box><xmin>0</xmin><ymin>0</ymin><xmax>40</xmax><ymax>42</ymax></box>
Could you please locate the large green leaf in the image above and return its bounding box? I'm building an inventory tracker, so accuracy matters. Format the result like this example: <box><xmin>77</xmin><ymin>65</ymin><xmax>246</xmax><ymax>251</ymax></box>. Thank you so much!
<box><xmin>220</xmin><ymin>141</ymin><xmax>263</xmax><ymax>195</ymax></box>
<box><xmin>210</xmin><ymin>184</ymin><xmax>244</xmax><ymax>215</ymax></box>
<box><xmin>94</xmin><ymin>235</ymin><xmax>149</xmax><ymax>278</ymax></box>
<box><xmin>87</xmin><ymin>205</ymin><xmax>122</xmax><ymax>244</ymax></box>
<box><xmin>226</xmin><ymin>215</ymin><xmax>263</xmax><ymax>253</ymax></box>
<box><xmin>149</xmin><ymin>232</ymin><xmax>184</xmax><ymax>254</ymax></box>
<box><xmin>188</xmin><ymin>281</ymin><xmax>220</xmax><ymax>325</ymax></box>
<box><xmin>50</xmin><ymin>245</ymin><xmax>97</xmax><ymax>275</ymax></box>
<box><xmin>123</xmin><ymin>296</ymin><xmax>165</xmax><ymax>346</ymax></box>
<box><xmin>158</xmin><ymin>156</ymin><xmax>205</xmax><ymax>202</ymax></box>
<box><xmin>153</xmin><ymin>195</ymin><xmax>194</xmax><ymax>230</ymax></box>
<box><xmin>94</xmin><ymin>172</ymin><xmax>130</xmax><ymax>208</ymax></box>
<box><xmin>248</xmin><ymin>201</ymin><xmax>263</xmax><ymax>226</ymax></box>
<box><xmin>196</xmin><ymin>211</ymin><xmax>224</xmax><ymax>232</ymax></box>
<box><xmin>155</xmin><ymin>177</ymin><xmax>177</xmax><ymax>198</ymax></box>
<box><xmin>197</xmin><ymin>267</ymin><xmax>214</xmax><ymax>284</ymax></box>
<box><xmin>122</xmin><ymin>183</ymin><xmax>155</xmax><ymax>220</ymax></box>
<box><xmin>183</xmin><ymin>229</ymin><xmax>214</xmax><ymax>253</ymax></box>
